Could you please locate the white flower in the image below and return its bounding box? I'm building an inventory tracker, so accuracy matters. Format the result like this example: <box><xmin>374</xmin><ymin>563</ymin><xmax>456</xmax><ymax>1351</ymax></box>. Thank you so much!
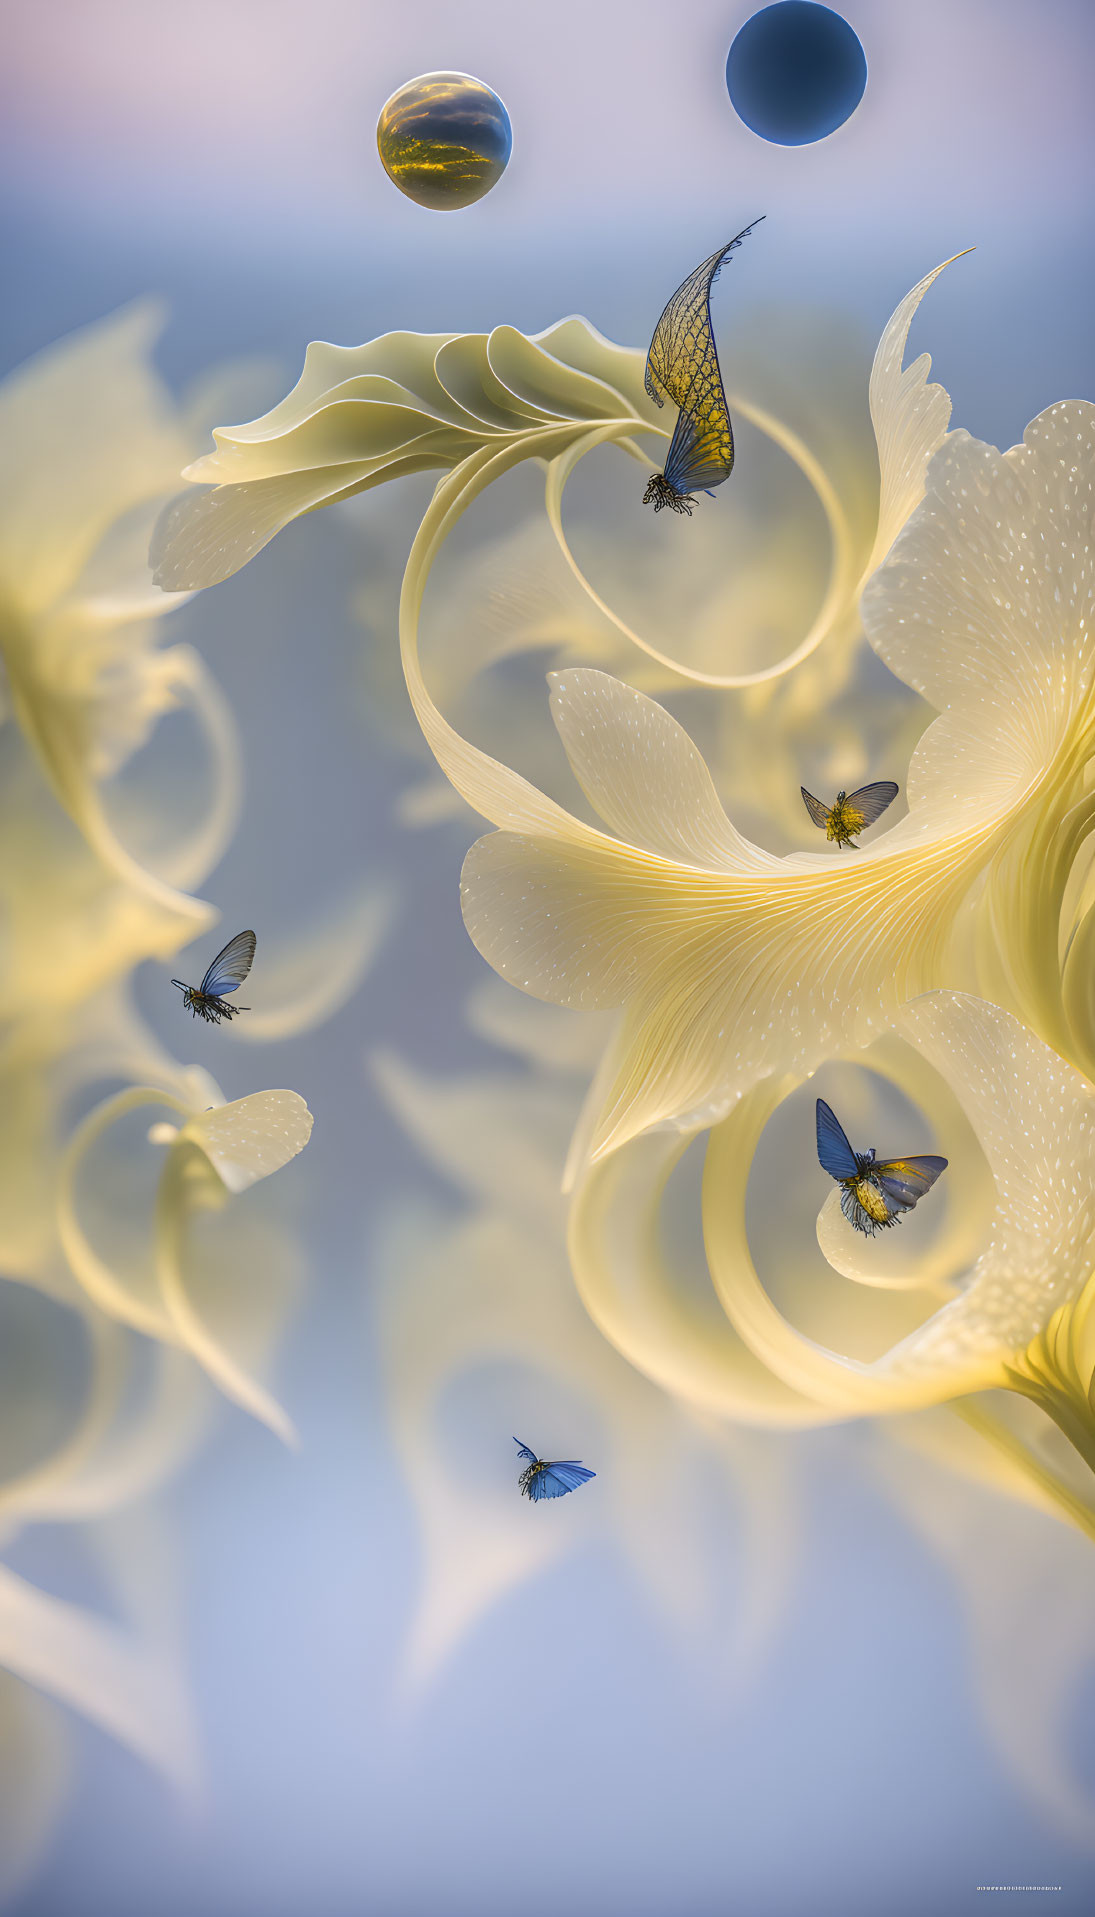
<box><xmin>685</xmin><ymin>992</ymin><xmax>1095</xmax><ymax>1507</ymax></box>
<box><xmin>0</xmin><ymin>1296</ymin><xmax>208</xmax><ymax>1894</ymax></box>
<box><xmin>371</xmin><ymin>1010</ymin><xmax>799</xmax><ymax>1690</ymax></box>
<box><xmin>451</xmin><ymin>393</ymin><xmax>1095</xmax><ymax>1173</ymax></box>
<box><xmin>0</xmin><ymin>305</ymin><xmax>236</xmax><ymax>923</ymax></box>
<box><xmin>59</xmin><ymin>1083</ymin><xmax>314</xmax><ymax>1443</ymax></box>
<box><xmin>151</xmin><ymin>258</ymin><xmax>966</xmax><ymax>715</ymax></box>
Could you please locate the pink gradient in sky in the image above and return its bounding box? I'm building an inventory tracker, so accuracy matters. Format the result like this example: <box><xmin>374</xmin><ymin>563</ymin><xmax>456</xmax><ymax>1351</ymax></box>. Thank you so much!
<box><xmin>2</xmin><ymin>0</ymin><xmax>1090</xmax><ymax>241</ymax></box>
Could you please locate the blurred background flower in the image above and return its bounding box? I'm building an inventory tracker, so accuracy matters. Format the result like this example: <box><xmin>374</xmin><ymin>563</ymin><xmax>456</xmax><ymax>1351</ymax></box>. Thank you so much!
<box><xmin>0</xmin><ymin>304</ymin><xmax>386</xmax><ymax>1897</ymax></box>
<box><xmin>374</xmin><ymin>979</ymin><xmax>1095</xmax><ymax>1852</ymax></box>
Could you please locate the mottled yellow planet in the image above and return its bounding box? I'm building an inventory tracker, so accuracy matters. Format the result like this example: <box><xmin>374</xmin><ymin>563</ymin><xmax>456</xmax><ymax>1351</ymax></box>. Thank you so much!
<box><xmin>376</xmin><ymin>71</ymin><xmax>512</xmax><ymax>210</ymax></box>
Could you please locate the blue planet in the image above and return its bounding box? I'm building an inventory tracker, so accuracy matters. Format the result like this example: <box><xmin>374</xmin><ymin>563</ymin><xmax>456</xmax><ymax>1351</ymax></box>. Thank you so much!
<box><xmin>726</xmin><ymin>2</ymin><xmax>867</xmax><ymax>146</ymax></box>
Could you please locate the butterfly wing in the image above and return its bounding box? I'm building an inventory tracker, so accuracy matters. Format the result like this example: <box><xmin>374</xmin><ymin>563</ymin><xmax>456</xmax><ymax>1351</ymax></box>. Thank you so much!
<box><xmin>644</xmin><ymin>221</ymin><xmax>764</xmax><ymax>412</ymax></box>
<box><xmin>801</xmin><ymin>787</ymin><xmax>833</xmax><ymax>831</ymax></box>
<box><xmin>537</xmin><ymin>1461</ymin><xmax>596</xmax><ymax>1499</ymax></box>
<box><xmin>645</xmin><ymin>244</ymin><xmax>729</xmax><ymax>413</ymax></box>
<box><xmin>663</xmin><ymin>404</ymin><xmax>735</xmax><ymax>495</ymax></box>
<box><xmin>844</xmin><ymin>782</ymin><xmax>899</xmax><ymax>830</ymax></box>
<box><xmin>645</xmin><ymin>221</ymin><xmax>763</xmax><ymax>497</ymax></box>
<box><xmin>512</xmin><ymin>1437</ymin><xmax>539</xmax><ymax>1465</ymax></box>
<box><xmin>200</xmin><ymin>929</ymin><xmax>256</xmax><ymax>998</ymax></box>
<box><xmin>815</xmin><ymin>1099</ymin><xmax>860</xmax><ymax>1181</ymax></box>
<box><xmin>872</xmin><ymin>1155</ymin><xmax>948</xmax><ymax>1213</ymax></box>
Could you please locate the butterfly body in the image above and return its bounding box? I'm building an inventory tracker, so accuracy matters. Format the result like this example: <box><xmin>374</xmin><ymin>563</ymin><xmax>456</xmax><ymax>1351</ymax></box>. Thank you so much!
<box><xmin>800</xmin><ymin>781</ymin><xmax>898</xmax><ymax>848</ymax></box>
<box><xmin>513</xmin><ymin>1437</ymin><xmax>596</xmax><ymax>1502</ymax></box>
<box><xmin>815</xmin><ymin>1098</ymin><xmax>947</xmax><ymax>1238</ymax></box>
<box><xmin>172</xmin><ymin>930</ymin><xmax>256</xmax><ymax>1025</ymax></box>
<box><xmin>643</xmin><ymin>218</ymin><xmax>765</xmax><ymax>515</ymax></box>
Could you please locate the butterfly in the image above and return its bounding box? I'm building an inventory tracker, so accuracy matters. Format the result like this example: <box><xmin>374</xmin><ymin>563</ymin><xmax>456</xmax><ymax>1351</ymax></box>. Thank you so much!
<box><xmin>172</xmin><ymin>930</ymin><xmax>256</xmax><ymax>1024</ymax></box>
<box><xmin>642</xmin><ymin>217</ymin><xmax>765</xmax><ymax>516</ymax></box>
<box><xmin>800</xmin><ymin>781</ymin><xmax>898</xmax><ymax>848</ymax></box>
<box><xmin>513</xmin><ymin>1437</ymin><xmax>596</xmax><ymax>1502</ymax></box>
<box><xmin>815</xmin><ymin>1098</ymin><xmax>948</xmax><ymax>1237</ymax></box>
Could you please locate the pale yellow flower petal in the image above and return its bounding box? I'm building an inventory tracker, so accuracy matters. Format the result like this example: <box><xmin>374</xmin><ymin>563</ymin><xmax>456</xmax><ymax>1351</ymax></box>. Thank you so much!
<box><xmin>180</xmin><ymin>1089</ymin><xmax>313</xmax><ymax>1195</ymax></box>
<box><xmin>0</xmin><ymin>1559</ymin><xmax>197</xmax><ymax>1790</ymax></box>
<box><xmin>0</xmin><ymin>1677</ymin><xmax>67</xmax><ymax>1905</ymax></box>
<box><xmin>0</xmin><ymin>1339</ymin><xmax>209</xmax><ymax>1529</ymax></box>
<box><xmin>542</xmin><ymin>258</ymin><xmax>967</xmax><ymax>690</ymax></box>
<box><xmin>815</xmin><ymin>1190</ymin><xmax>956</xmax><ymax>1293</ymax></box>
<box><xmin>864</xmin><ymin>398</ymin><xmax>1095</xmax><ymax>1062</ymax></box>
<box><xmin>877</xmin><ymin>1412</ymin><xmax>1095</xmax><ymax>1841</ymax></box>
<box><xmin>375</xmin><ymin>1206</ymin><xmax>585</xmax><ymax>1685</ymax></box>
<box><xmin>691</xmin><ymin>995</ymin><xmax>1095</xmax><ymax>1443</ymax></box>
<box><xmin>810</xmin><ymin>1037</ymin><xmax>995</xmax><ymax>1297</ymax></box>
<box><xmin>0</xmin><ymin>305</ymin><xmax>237</xmax><ymax>930</ymax></box>
<box><xmin>865</xmin><ymin>252</ymin><xmax>972</xmax><ymax>575</ymax></box>
<box><xmin>880</xmin><ymin>993</ymin><xmax>1095</xmax><ymax>1381</ymax></box>
<box><xmin>58</xmin><ymin>1086</ymin><xmax>311</xmax><ymax>1442</ymax></box>
<box><xmin>459</xmin><ymin>392</ymin><xmax>1095</xmax><ymax>1167</ymax></box>
<box><xmin>458</xmin><ymin>664</ymin><xmax>968</xmax><ymax>1160</ymax></box>
<box><xmin>571</xmin><ymin>1121</ymin><xmax>832</xmax><ymax>1426</ymax></box>
<box><xmin>546</xmin><ymin>669</ymin><xmax>764</xmax><ymax>867</ymax></box>
<box><xmin>465</xmin><ymin>977</ymin><xmax>614</xmax><ymax>1075</ymax></box>
<box><xmin>371</xmin><ymin>1051</ymin><xmax>573</xmax><ymax>1226</ymax></box>
<box><xmin>151</xmin><ymin>322</ymin><xmax>648</xmax><ymax>592</ymax></box>
<box><xmin>374</xmin><ymin>1051</ymin><xmax>799</xmax><ymax>1690</ymax></box>
<box><xmin>543</xmin><ymin>387</ymin><xmax>861</xmax><ymax>690</ymax></box>
<box><xmin>152</xmin><ymin>1146</ymin><xmax>303</xmax><ymax>1446</ymax></box>
<box><xmin>0</xmin><ymin>303</ymin><xmax>187</xmax><ymax>615</ymax></box>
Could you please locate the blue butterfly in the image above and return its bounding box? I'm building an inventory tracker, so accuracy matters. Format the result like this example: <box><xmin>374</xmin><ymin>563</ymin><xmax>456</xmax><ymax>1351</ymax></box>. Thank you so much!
<box><xmin>514</xmin><ymin>1438</ymin><xmax>596</xmax><ymax>1502</ymax></box>
<box><xmin>172</xmin><ymin>929</ymin><xmax>255</xmax><ymax>1025</ymax></box>
<box><xmin>642</xmin><ymin>217</ymin><xmax>765</xmax><ymax>516</ymax></box>
<box><xmin>815</xmin><ymin>1098</ymin><xmax>947</xmax><ymax>1237</ymax></box>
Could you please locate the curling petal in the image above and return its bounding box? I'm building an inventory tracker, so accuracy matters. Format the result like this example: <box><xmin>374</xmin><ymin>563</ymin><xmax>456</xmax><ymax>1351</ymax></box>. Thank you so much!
<box><xmin>547</xmin><ymin>670</ymin><xmax>765</xmax><ymax>869</ymax></box>
<box><xmin>866</xmin><ymin>251</ymin><xmax>970</xmax><ymax>574</ymax></box>
<box><xmin>182</xmin><ymin>1090</ymin><xmax>314</xmax><ymax>1195</ymax></box>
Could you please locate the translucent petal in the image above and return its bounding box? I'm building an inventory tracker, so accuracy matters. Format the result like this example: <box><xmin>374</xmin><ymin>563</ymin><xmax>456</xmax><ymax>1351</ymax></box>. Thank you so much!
<box><xmin>150</xmin><ymin>319</ymin><xmax>648</xmax><ymax>592</ymax></box>
<box><xmin>182</xmin><ymin>1090</ymin><xmax>313</xmax><ymax>1195</ymax></box>
<box><xmin>484</xmin><ymin>324</ymin><xmax>631</xmax><ymax>422</ymax></box>
<box><xmin>0</xmin><ymin>302</ymin><xmax>188</xmax><ymax>615</ymax></box>
<box><xmin>866</xmin><ymin>252</ymin><xmax>970</xmax><ymax>574</ymax></box>
<box><xmin>465</xmin><ymin>978</ymin><xmax>615</xmax><ymax>1075</ymax></box>
<box><xmin>461</xmin><ymin>389</ymin><xmax>1095</xmax><ymax>1166</ymax></box>
<box><xmin>547</xmin><ymin>670</ymin><xmax>765</xmax><ymax>869</ymax></box>
<box><xmin>695</xmin><ymin>995</ymin><xmax>1095</xmax><ymax>1417</ymax></box>
<box><xmin>878</xmin><ymin>1412</ymin><xmax>1095</xmax><ymax>1842</ymax></box>
<box><xmin>0</xmin><ymin>1560</ymin><xmax>197</xmax><ymax>1790</ymax></box>
<box><xmin>372</xmin><ymin>1051</ymin><xmax>573</xmax><ymax>1225</ymax></box>
<box><xmin>882</xmin><ymin>992</ymin><xmax>1095</xmax><ymax>1379</ymax></box>
<box><xmin>376</xmin><ymin>1054</ymin><xmax>798</xmax><ymax>1689</ymax></box>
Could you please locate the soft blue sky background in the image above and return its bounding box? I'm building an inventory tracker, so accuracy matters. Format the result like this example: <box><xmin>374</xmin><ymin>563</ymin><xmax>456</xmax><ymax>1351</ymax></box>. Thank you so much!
<box><xmin>2</xmin><ymin>3</ymin><xmax>1095</xmax><ymax>1913</ymax></box>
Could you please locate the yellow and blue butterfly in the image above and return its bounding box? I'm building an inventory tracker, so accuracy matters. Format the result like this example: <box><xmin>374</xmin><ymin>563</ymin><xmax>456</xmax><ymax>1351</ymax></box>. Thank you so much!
<box><xmin>514</xmin><ymin>1438</ymin><xmax>596</xmax><ymax>1502</ymax></box>
<box><xmin>801</xmin><ymin>781</ymin><xmax>898</xmax><ymax>849</ymax></box>
<box><xmin>816</xmin><ymin>1098</ymin><xmax>947</xmax><ymax>1237</ymax></box>
<box><xmin>643</xmin><ymin>217</ymin><xmax>765</xmax><ymax>516</ymax></box>
<box><xmin>172</xmin><ymin>929</ymin><xmax>255</xmax><ymax>1025</ymax></box>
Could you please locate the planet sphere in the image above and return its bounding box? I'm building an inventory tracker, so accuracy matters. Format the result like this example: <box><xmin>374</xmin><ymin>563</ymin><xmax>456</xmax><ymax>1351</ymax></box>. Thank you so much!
<box><xmin>376</xmin><ymin>71</ymin><xmax>512</xmax><ymax>210</ymax></box>
<box><xmin>726</xmin><ymin>2</ymin><xmax>867</xmax><ymax>146</ymax></box>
